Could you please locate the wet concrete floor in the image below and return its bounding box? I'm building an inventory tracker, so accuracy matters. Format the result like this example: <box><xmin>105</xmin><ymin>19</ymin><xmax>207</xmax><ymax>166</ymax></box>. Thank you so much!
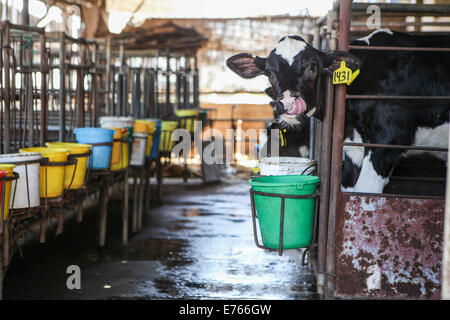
<box><xmin>4</xmin><ymin>178</ymin><xmax>317</xmax><ymax>299</ymax></box>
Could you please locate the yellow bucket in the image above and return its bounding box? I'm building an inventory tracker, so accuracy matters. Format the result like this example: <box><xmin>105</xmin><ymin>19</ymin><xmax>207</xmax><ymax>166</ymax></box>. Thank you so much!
<box><xmin>136</xmin><ymin>120</ymin><xmax>157</xmax><ymax>156</ymax></box>
<box><xmin>133</xmin><ymin>121</ymin><xmax>148</xmax><ymax>133</ymax></box>
<box><xmin>20</xmin><ymin>147</ymin><xmax>69</xmax><ymax>198</ymax></box>
<box><xmin>160</xmin><ymin>121</ymin><xmax>179</xmax><ymax>152</ymax></box>
<box><xmin>108</xmin><ymin>128</ymin><xmax>124</xmax><ymax>164</ymax></box>
<box><xmin>0</xmin><ymin>164</ymin><xmax>15</xmax><ymax>220</ymax></box>
<box><xmin>111</xmin><ymin>129</ymin><xmax>130</xmax><ymax>171</ymax></box>
<box><xmin>175</xmin><ymin>109</ymin><xmax>199</xmax><ymax>132</ymax></box>
<box><xmin>45</xmin><ymin>142</ymin><xmax>91</xmax><ymax>190</ymax></box>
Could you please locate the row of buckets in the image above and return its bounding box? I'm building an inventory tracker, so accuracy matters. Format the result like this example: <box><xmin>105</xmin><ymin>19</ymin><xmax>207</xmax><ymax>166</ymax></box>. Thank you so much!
<box><xmin>0</xmin><ymin>110</ymin><xmax>202</xmax><ymax>222</ymax></box>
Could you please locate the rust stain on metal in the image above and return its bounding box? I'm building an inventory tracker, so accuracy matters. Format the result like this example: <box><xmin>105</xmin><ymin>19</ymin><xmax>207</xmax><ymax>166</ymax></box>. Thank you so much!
<box><xmin>336</xmin><ymin>194</ymin><xmax>444</xmax><ymax>299</ymax></box>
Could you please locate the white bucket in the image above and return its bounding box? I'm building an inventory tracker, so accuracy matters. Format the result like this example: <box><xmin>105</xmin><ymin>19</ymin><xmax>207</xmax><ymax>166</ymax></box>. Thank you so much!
<box><xmin>130</xmin><ymin>132</ymin><xmax>148</xmax><ymax>166</ymax></box>
<box><xmin>100</xmin><ymin>116</ymin><xmax>134</xmax><ymax>129</ymax></box>
<box><xmin>0</xmin><ymin>152</ymin><xmax>42</xmax><ymax>209</ymax></box>
<box><xmin>258</xmin><ymin>156</ymin><xmax>315</xmax><ymax>176</ymax></box>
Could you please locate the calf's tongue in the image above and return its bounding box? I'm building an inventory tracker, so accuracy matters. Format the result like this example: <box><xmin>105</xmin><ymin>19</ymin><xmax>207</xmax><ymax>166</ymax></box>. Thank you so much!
<box><xmin>281</xmin><ymin>95</ymin><xmax>307</xmax><ymax>115</ymax></box>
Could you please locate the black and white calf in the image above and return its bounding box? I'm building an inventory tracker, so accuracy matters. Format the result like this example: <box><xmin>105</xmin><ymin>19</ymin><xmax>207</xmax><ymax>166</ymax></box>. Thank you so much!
<box><xmin>227</xmin><ymin>30</ymin><xmax>449</xmax><ymax>193</ymax></box>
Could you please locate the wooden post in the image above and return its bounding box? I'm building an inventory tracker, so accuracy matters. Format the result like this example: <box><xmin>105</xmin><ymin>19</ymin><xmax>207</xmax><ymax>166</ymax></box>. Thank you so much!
<box><xmin>122</xmin><ymin>169</ymin><xmax>129</xmax><ymax>245</ymax></box>
<box><xmin>2</xmin><ymin>221</ymin><xmax>9</xmax><ymax>268</ymax></box>
<box><xmin>99</xmin><ymin>186</ymin><xmax>108</xmax><ymax>247</ymax></box>
<box><xmin>39</xmin><ymin>207</ymin><xmax>46</xmax><ymax>243</ymax></box>
<box><xmin>77</xmin><ymin>203</ymin><xmax>83</xmax><ymax>223</ymax></box>
<box><xmin>156</xmin><ymin>157</ymin><xmax>163</xmax><ymax>206</ymax></box>
<box><xmin>132</xmin><ymin>171</ymin><xmax>138</xmax><ymax>232</ymax></box>
<box><xmin>144</xmin><ymin>161</ymin><xmax>151</xmax><ymax>211</ymax></box>
<box><xmin>56</xmin><ymin>212</ymin><xmax>64</xmax><ymax>235</ymax></box>
<box><xmin>137</xmin><ymin>166</ymin><xmax>146</xmax><ymax>230</ymax></box>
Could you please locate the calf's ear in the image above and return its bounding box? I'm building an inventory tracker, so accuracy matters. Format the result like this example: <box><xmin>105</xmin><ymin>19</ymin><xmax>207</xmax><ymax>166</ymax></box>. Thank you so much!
<box><xmin>323</xmin><ymin>51</ymin><xmax>361</xmax><ymax>73</ymax></box>
<box><xmin>226</xmin><ymin>53</ymin><xmax>266</xmax><ymax>78</ymax></box>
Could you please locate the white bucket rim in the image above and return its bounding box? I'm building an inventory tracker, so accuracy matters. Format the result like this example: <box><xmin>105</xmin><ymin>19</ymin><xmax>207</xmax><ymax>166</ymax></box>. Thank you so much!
<box><xmin>133</xmin><ymin>132</ymin><xmax>149</xmax><ymax>137</ymax></box>
<box><xmin>0</xmin><ymin>152</ymin><xmax>43</xmax><ymax>162</ymax></box>
<box><xmin>259</xmin><ymin>156</ymin><xmax>314</xmax><ymax>166</ymax></box>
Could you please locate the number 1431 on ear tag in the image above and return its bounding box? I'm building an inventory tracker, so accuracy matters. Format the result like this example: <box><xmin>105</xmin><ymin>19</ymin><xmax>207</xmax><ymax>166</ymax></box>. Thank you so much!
<box><xmin>333</xmin><ymin>61</ymin><xmax>360</xmax><ymax>85</ymax></box>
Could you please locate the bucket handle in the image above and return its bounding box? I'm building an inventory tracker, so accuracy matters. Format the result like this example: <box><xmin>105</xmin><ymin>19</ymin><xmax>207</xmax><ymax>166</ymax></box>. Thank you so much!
<box><xmin>250</xmin><ymin>189</ymin><xmax>319</xmax><ymax>256</ymax></box>
<box><xmin>0</xmin><ymin>172</ymin><xmax>20</xmax><ymax>233</ymax></box>
<box><xmin>300</xmin><ymin>163</ymin><xmax>317</xmax><ymax>176</ymax></box>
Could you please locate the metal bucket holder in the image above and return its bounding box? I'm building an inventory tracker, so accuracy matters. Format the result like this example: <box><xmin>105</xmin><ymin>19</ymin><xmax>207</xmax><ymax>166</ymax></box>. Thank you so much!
<box><xmin>69</xmin><ymin>149</ymin><xmax>93</xmax><ymax>188</ymax></box>
<box><xmin>250</xmin><ymin>188</ymin><xmax>320</xmax><ymax>257</ymax></box>
<box><xmin>87</xmin><ymin>141</ymin><xmax>114</xmax><ymax>175</ymax></box>
<box><xmin>40</xmin><ymin>156</ymin><xmax>78</xmax><ymax>204</ymax></box>
<box><xmin>0</xmin><ymin>172</ymin><xmax>20</xmax><ymax>233</ymax></box>
<box><xmin>4</xmin><ymin>158</ymin><xmax>45</xmax><ymax>221</ymax></box>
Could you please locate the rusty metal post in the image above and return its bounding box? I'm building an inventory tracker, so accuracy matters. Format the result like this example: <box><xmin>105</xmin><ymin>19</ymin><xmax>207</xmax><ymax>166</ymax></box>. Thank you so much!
<box><xmin>166</xmin><ymin>53</ymin><xmax>171</xmax><ymax>114</ymax></box>
<box><xmin>325</xmin><ymin>0</ymin><xmax>352</xmax><ymax>299</ymax></box>
<box><xmin>317</xmin><ymin>9</ymin><xmax>338</xmax><ymax>297</ymax></box>
<box><xmin>3</xmin><ymin>21</ymin><xmax>11</xmax><ymax>153</ymax></box>
<box><xmin>59</xmin><ymin>32</ymin><xmax>66</xmax><ymax>142</ymax></box>
<box><xmin>92</xmin><ymin>42</ymin><xmax>98</xmax><ymax>127</ymax></box>
<box><xmin>105</xmin><ymin>37</ymin><xmax>112</xmax><ymax>115</ymax></box>
<box><xmin>122</xmin><ymin>168</ymin><xmax>129</xmax><ymax>245</ymax></box>
<box><xmin>443</xmin><ymin>118</ymin><xmax>450</xmax><ymax>299</ymax></box>
<box><xmin>39</xmin><ymin>31</ymin><xmax>47</xmax><ymax>146</ymax></box>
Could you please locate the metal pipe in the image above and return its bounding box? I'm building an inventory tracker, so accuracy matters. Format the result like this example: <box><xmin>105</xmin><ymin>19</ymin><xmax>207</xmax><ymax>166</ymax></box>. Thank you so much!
<box><xmin>443</xmin><ymin>112</ymin><xmax>450</xmax><ymax>299</ymax></box>
<box><xmin>350</xmin><ymin>3</ymin><xmax>450</xmax><ymax>15</ymax></box>
<box><xmin>193</xmin><ymin>56</ymin><xmax>199</xmax><ymax>108</ymax></box>
<box><xmin>343</xmin><ymin>142</ymin><xmax>448</xmax><ymax>152</ymax></box>
<box><xmin>351</xmin><ymin>21</ymin><xmax>450</xmax><ymax>28</ymax></box>
<box><xmin>350</xmin><ymin>45</ymin><xmax>450</xmax><ymax>52</ymax></box>
<box><xmin>325</xmin><ymin>0</ymin><xmax>352</xmax><ymax>299</ymax></box>
<box><xmin>166</xmin><ymin>54</ymin><xmax>171</xmax><ymax>114</ymax></box>
<box><xmin>105</xmin><ymin>37</ymin><xmax>111</xmax><ymax>115</ymax></box>
<box><xmin>347</xmin><ymin>94</ymin><xmax>450</xmax><ymax>100</ymax></box>
<box><xmin>59</xmin><ymin>32</ymin><xmax>66</xmax><ymax>142</ymax></box>
<box><xmin>39</xmin><ymin>32</ymin><xmax>47</xmax><ymax>146</ymax></box>
<box><xmin>3</xmin><ymin>22</ymin><xmax>11</xmax><ymax>153</ymax></box>
<box><xmin>318</xmin><ymin>9</ymin><xmax>337</xmax><ymax>298</ymax></box>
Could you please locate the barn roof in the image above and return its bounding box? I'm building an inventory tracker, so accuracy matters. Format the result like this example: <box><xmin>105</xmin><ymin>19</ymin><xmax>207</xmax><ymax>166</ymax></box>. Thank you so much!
<box><xmin>114</xmin><ymin>20</ymin><xmax>207</xmax><ymax>53</ymax></box>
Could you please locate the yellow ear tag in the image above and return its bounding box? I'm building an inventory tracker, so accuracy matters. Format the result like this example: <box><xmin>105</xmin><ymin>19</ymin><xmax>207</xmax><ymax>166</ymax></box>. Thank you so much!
<box><xmin>280</xmin><ymin>129</ymin><xmax>287</xmax><ymax>147</ymax></box>
<box><xmin>332</xmin><ymin>61</ymin><xmax>360</xmax><ymax>85</ymax></box>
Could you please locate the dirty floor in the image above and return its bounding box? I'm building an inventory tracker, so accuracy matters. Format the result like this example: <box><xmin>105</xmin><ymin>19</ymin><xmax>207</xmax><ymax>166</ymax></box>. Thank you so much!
<box><xmin>4</xmin><ymin>178</ymin><xmax>317</xmax><ymax>300</ymax></box>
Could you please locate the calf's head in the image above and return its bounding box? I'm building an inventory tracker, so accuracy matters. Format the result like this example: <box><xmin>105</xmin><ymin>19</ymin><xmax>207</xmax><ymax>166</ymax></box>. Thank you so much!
<box><xmin>227</xmin><ymin>35</ymin><xmax>360</xmax><ymax>126</ymax></box>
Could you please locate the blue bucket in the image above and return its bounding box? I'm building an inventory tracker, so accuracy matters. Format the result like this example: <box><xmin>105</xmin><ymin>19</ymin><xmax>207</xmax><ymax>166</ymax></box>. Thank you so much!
<box><xmin>74</xmin><ymin>127</ymin><xmax>115</xmax><ymax>170</ymax></box>
<box><xmin>144</xmin><ymin>119</ymin><xmax>162</xmax><ymax>159</ymax></box>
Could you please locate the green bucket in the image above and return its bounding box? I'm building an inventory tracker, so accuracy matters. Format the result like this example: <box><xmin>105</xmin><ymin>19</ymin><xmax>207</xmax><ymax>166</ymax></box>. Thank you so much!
<box><xmin>249</xmin><ymin>175</ymin><xmax>319</xmax><ymax>250</ymax></box>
